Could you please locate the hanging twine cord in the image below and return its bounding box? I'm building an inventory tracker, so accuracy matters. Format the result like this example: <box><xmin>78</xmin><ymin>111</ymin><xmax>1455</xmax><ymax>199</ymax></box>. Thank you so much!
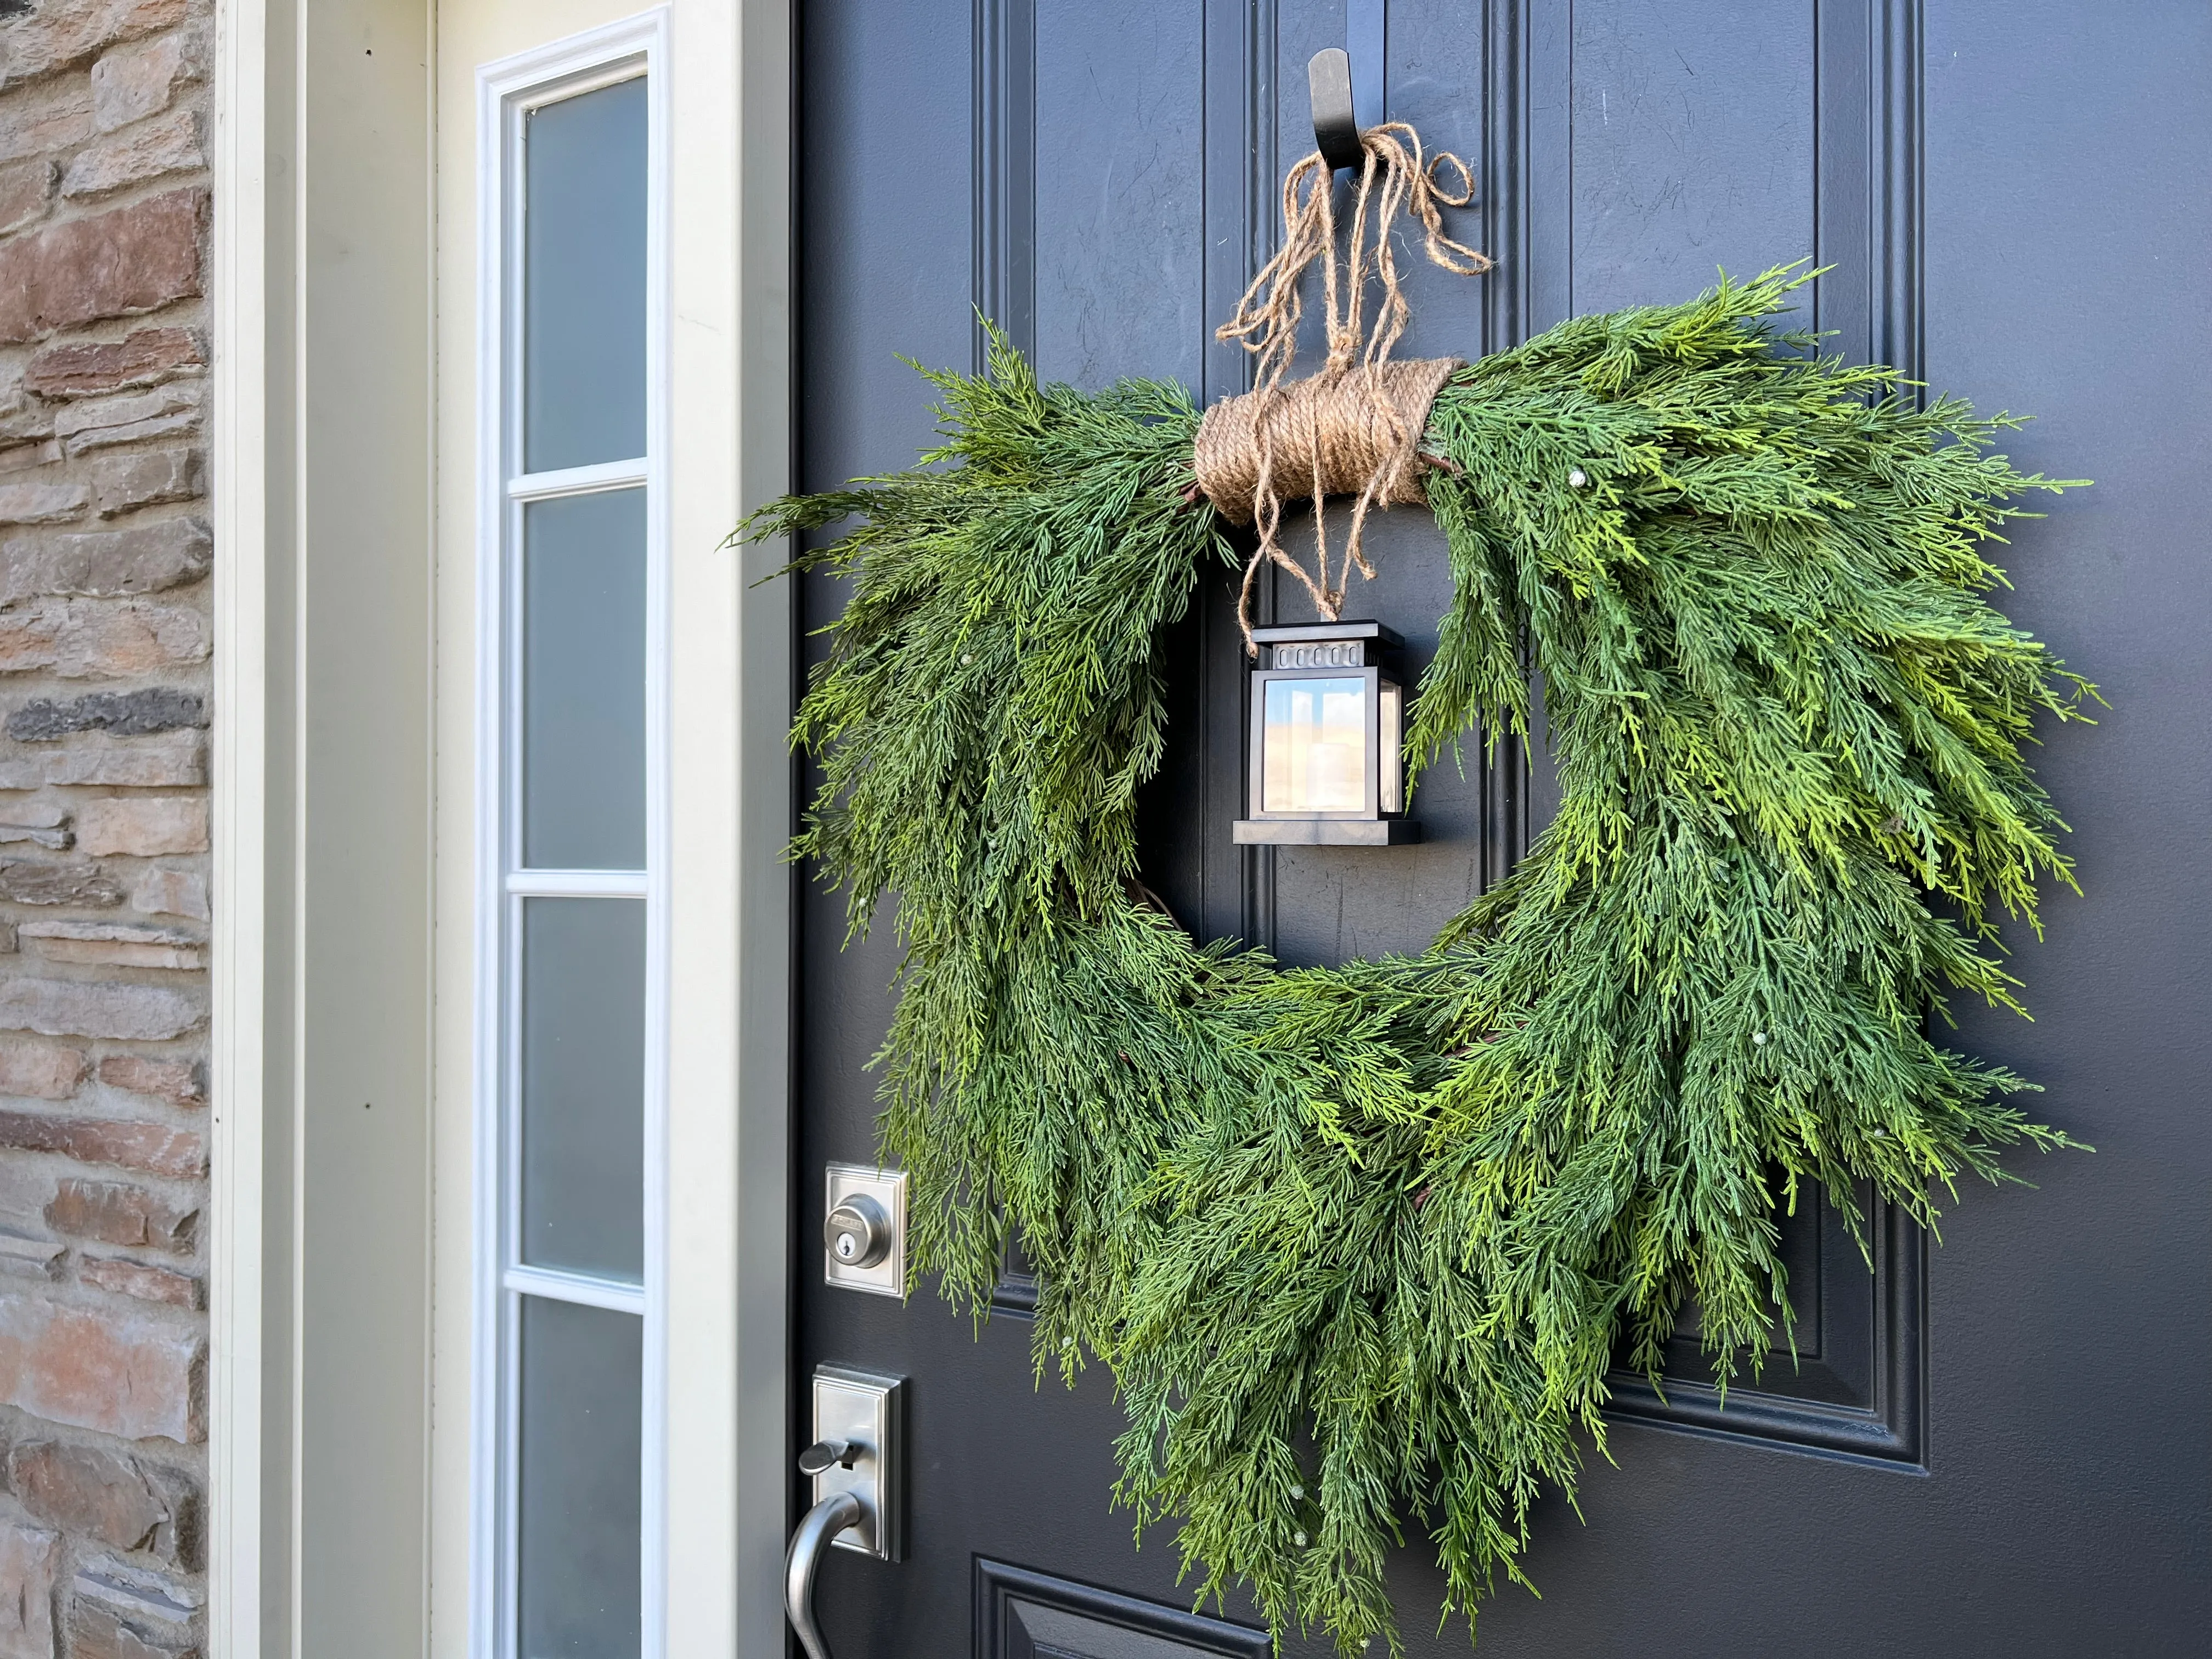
<box><xmin>1193</xmin><ymin>122</ymin><xmax>1492</xmax><ymax>653</ymax></box>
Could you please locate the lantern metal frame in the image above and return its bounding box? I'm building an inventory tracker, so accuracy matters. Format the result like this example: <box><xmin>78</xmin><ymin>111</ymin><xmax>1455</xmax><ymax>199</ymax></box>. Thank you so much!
<box><xmin>1233</xmin><ymin>620</ymin><xmax>1422</xmax><ymax>847</ymax></box>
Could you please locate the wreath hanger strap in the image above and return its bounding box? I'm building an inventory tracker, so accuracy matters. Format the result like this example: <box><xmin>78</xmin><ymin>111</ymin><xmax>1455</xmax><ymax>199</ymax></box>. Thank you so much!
<box><xmin>1197</xmin><ymin>121</ymin><xmax>1491</xmax><ymax>652</ymax></box>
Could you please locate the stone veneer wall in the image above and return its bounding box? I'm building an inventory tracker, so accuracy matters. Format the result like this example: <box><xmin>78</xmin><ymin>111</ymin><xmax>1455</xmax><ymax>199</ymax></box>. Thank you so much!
<box><xmin>0</xmin><ymin>3</ymin><xmax>215</xmax><ymax>1656</ymax></box>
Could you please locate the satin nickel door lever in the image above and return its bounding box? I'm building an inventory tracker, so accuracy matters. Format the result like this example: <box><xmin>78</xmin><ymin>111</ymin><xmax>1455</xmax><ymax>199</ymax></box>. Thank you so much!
<box><xmin>785</xmin><ymin>1488</ymin><xmax>862</xmax><ymax>1659</ymax></box>
<box><xmin>784</xmin><ymin>1366</ymin><xmax>905</xmax><ymax>1659</ymax></box>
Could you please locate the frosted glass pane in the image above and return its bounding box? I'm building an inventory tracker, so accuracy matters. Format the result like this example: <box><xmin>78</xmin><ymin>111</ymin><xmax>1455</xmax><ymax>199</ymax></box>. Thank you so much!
<box><xmin>517</xmin><ymin>1296</ymin><xmax>641</xmax><ymax>1659</ymax></box>
<box><xmin>520</xmin><ymin>897</ymin><xmax>644</xmax><ymax>1280</ymax></box>
<box><xmin>523</xmin><ymin>489</ymin><xmax>645</xmax><ymax>871</ymax></box>
<box><xmin>524</xmin><ymin>76</ymin><xmax>647</xmax><ymax>472</ymax></box>
<box><xmin>1262</xmin><ymin>677</ymin><xmax>1366</xmax><ymax>812</ymax></box>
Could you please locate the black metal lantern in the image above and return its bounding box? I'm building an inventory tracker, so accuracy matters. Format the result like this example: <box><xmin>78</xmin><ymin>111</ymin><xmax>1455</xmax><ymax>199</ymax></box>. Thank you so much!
<box><xmin>1233</xmin><ymin>621</ymin><xmax>1420</xmax><ymax>846</ymax></box>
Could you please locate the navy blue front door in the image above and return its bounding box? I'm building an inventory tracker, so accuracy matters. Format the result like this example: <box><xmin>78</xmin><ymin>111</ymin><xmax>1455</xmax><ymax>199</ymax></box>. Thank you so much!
<box><xmin>795</xmin><ymin>3</ymin><xmax>2210</xmax><ymax>1652</ymax></box>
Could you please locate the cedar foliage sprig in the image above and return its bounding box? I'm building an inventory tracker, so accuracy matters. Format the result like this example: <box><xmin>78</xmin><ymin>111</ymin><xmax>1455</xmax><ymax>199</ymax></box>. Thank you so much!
<box><xmin>741</xmin><ymin>268</ymin><xmax>2092</xmax><ymax>1652</ymax></box>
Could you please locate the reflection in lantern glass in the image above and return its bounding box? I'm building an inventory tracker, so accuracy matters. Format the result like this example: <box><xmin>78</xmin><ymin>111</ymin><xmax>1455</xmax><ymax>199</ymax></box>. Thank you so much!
<box><xmin>1263</xmin><ymin>676</ymin><xmax>1367</xmax><ymax>812</ymax></box>
<box><xmin>1380</xmin><ymin>681</ymin><xmax>1403</xmax><ymax>815</ymax></box>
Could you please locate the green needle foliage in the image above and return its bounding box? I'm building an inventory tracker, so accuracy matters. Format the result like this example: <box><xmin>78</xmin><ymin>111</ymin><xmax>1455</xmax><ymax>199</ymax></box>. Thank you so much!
<box><xmin>742</xmin><ymin>268</ymin><xmax>2092</xmax><ymax>1652</ymax></box>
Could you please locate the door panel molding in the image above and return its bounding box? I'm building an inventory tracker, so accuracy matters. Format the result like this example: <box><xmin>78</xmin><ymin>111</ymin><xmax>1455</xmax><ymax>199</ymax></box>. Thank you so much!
<box><xmin>1584</xmin><ymin>0</ymin><xmax>1932</xmax><ymax>1452</ymax></box>
<box><xmin>1607</xmin><ymin>1194</ymin><xmax>1928</xmax><ymax>1468</ymax></box>
<box><xmin>971</xmin><ymin>0</ymin><xmax>1930</xmax><ymax>1454</ymax></box>
<box><xmin>973</xmin><ymin>0</ymin><xmax>1036</xmax><ymax>367</ymax></box>
<box><xmin>975</xmin><ymin>1559</ymin><xmax>1272</xmax><ymax>1659</ymax></box>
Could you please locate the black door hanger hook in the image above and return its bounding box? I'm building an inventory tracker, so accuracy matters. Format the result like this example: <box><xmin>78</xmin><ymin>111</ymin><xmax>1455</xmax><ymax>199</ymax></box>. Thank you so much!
<box><xmin>1308</xmin><ymin>48</ymin><xmax>1363</xmax><ymax>172</ymax></box>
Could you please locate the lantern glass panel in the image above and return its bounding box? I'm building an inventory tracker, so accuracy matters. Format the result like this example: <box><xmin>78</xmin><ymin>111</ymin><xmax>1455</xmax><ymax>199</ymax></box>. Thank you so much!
<box><xmin>1262</xmin><ymin>676</ymin><xmax>1367</xmax><ymax>812</ymax></box>
<box><xmin>1380</xmin><ymin>680</ymin><xmax>1403</xmax><ymax>815</ymax></box>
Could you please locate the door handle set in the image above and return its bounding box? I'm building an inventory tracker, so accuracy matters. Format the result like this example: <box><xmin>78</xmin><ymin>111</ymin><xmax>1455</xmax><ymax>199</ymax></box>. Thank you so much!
<box><xmin>785</xmin><ymin>1488</ymin><xmax>862</xmax><ymax>1659</ymax></box>
<box><xmin>785</xmin><ymin>1366</ymin><xmax>905</xmax><ymax>1659</ymax></box>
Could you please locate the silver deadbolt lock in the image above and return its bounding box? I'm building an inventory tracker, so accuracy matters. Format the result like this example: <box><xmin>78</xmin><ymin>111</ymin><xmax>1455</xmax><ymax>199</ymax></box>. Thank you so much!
<box><xmin>825</xmin><ymin>1194</ymin><xmax>890</xmax><ymax>1268</ymax></box>
<box><xmin>823</xmin><ymin>1163</ymin><xmax>907</xmax><ymax>1295</ymax></box>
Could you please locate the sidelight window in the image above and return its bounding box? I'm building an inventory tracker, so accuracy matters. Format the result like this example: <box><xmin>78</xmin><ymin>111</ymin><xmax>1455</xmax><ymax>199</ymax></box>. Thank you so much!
<box><xmin>476</xmin><ymin>19</ymin><xmax>667</xmax><ymax>1659</ymax></box>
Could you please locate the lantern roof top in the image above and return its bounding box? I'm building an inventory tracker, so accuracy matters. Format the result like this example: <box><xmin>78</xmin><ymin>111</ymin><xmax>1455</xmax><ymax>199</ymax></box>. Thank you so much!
<box><xmin>1250</xmin><ymin>619</ymin><xmax>1403</xmax><ymax>647</ymax></box>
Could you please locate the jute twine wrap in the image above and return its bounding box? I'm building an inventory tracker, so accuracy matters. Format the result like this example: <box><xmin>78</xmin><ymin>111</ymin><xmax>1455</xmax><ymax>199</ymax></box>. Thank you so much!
<box><xmin>1194</xmin><ymin>121</ymin><xmax>1491</xmax><ymax>652</ymax></box>
<box><xmin>1194</xmin><ymin>358</ymin><xmax>1460</xmax><ymax>616</ymax></box>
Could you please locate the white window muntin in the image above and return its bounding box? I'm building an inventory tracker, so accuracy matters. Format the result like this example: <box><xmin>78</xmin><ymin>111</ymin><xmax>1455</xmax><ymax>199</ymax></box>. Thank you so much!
<box><xmin>475</xmin><ymin>13</ymin><xmax>670</xmax><ymax>1659</ymax></box>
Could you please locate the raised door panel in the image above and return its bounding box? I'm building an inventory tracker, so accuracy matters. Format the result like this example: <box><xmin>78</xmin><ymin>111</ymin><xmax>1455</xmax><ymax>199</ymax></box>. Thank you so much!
<box><xmin>971</xmin><ymin>0</ymin><xmax>1922</xmax><ymax>1459</ymax></box>
<box><xmin>977</xmin><ymin>1561</ymin><xmax>1271</xmax><ymax>1659</ymax></box>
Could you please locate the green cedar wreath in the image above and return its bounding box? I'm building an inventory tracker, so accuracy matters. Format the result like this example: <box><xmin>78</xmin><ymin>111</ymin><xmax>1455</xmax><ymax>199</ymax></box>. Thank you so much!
<box><xmin>743</xmin><ymin>133</ymin><xmax>2092</xmax><ymax>1654</ymax></box>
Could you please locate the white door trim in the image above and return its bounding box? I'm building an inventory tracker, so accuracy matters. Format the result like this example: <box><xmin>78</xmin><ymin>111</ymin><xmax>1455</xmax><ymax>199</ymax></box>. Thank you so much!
<box><xmin>208</xmin><ymin>0</ymin><xmax>274</xmax><ymax>1651</ymax></box>
<box><xmin>665</xmin><ymin>0</ymin><xmax>796</xmax><ymax>1646</ymax></box>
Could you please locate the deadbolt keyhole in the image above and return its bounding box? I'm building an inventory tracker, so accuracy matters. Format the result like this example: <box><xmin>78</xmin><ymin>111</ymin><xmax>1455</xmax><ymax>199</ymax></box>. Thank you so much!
<box><xmin>825</xmin><ymin>1193</ymin><xmax>891</xmax><ymax>1269</ymax></box>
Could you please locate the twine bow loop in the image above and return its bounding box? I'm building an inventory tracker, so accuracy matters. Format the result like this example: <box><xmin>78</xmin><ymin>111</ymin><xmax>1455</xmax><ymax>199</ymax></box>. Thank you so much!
<box><xmin>1193</xmin><ymin>122</ymin><xmax>1492</xmax><ymax>653</ymax></box>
